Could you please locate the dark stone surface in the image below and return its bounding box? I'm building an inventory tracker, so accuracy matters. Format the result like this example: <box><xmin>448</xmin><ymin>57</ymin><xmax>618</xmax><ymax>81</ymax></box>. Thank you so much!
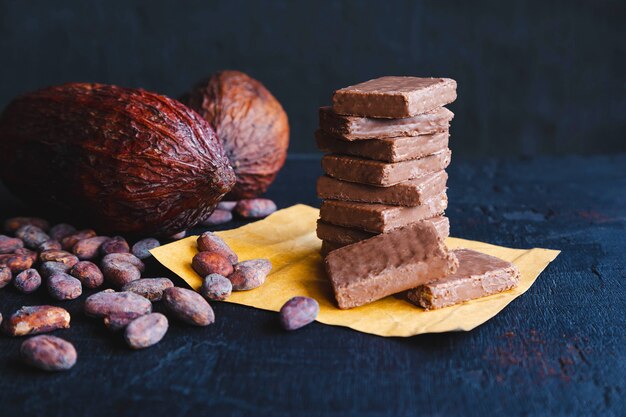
<box><xmin>0</xmin><ymin>155</ymin><xmax>625</xmax><ymax>416</ymax></box>
<box><xmin>1</xmin><ymin>0</ymin><xmax>625</xmax><ymax>157</ymax></box>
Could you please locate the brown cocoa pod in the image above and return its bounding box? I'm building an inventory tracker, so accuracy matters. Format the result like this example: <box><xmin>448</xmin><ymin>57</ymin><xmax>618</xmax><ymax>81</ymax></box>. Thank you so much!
<box><xmin>101</xmin><ymin>253</ymin><xmax>145</xmax><ymax>273</ymax></box>
<box><xmin>121</xmin><ymin>278</ymin><xmax>174</xmax><ymax>302</ymax></box>
<box><xmin>39</xmin><ymin>250</ymin><xmax>79</xmax><ymax>267</ymax></box>
<box><xmin>235</xmin><ymin>198</ymin><xmax>277</xmax><ymax>219</ymax></box>
<box><xmin>4</xmin><ymin>217</ymin><xmax>49</xmax><ymax>234</ymax></box>
<box><xmin>192</xmin><ymin>251</ymin><xmax>233</xmax><ymax>277</ymax></box>
<box><xmin>101</xmin><ymin>259</ymin><xmax>141</xmax><ymax>288</ymax></box>
<box><xmin>0</xmin><ymin>253</ymin><xmax>34</xmax><ymax>273</ymax></box>
<box><xmin>3</xmin><ymin>305</ymin><xmax>70</xmax><ymax>336</ymax></box>
<box><xmin>40</xmin><ymin>261</ymin><xmax>71</xmax><ymax>279</ymax></box>
<box><xmin>0</xmin><ymin>83</ymin><xmax>235</xmax><ymax>236</ymax></box>
<box><xmin>21</xmin><ymin>335</ymin><xmax>77</xmax><ymax>371</ymax></box>
<box><xmin>216</xmin><ymin>201</ymin><xmax>237</xmax><ymax>211</ymax></box>
<box><xmin>84</xmin><ymin>290</ymin><xmax>152</xmax><ymax>319</ymax></box>
<box><xmin>183</xmin><ymin>70</ymin><xmax>289</xmax><ymax>199</ymax></box>
<box><xmin>61</xmin><ymin>229</ymin><xmax>97</xmax><ymax>251</ymax></box>
<box><xmin>72</xmin><ymin>236</ymin><xmax>110</xmax><ymax>260</ymax></box>
<box><xmin>237</xmin><ymin>258</ymin><xmax>272</xmax><ymax>275</ymax></box>
<box><xmin>38</xmin><ymin>239</ymin><xmax>62</xmax><ymax>252</ymax></box>
<box><xmin>0</xmin><ymin>266</ymin><xmax>12</xmax><ymax>288</ymax></box>
<box><xmin>69</xmin><ymin>261</ymin><xmax>104</xmax><ymax>289</ymax></box>
<box><xmin>49</xmin><ymin>223</ymin><xmax>77</xmax><ymax>241</ymax></box>
<box><xmin>131</xmin><ymin>238</ymin><xmax>160</xmax><ymax>260</ymax></box>
<box><xmin>279</xmin><ymin>296</ymin><xmax>319</xmax><ymax>331</ymax></box>
<box><xmin>200</xmin><ymin>274</ymin><xmax>232</xmax><ymax>301</ymax></box>
<box><xmin>13</xmin><ymin>268</ymin><xmax>41</xmax><ymax>294</ymax></box>
<box><xmin>47</xmin><ymin>273</ymin><xmax>82</xmax><ymax>300</ymax></box>
<box><xmin>228</xmin><ymin>261</ymin><xmax>269</xmax><ymax>291</ymax></box>
<box><xmin>163</xmin><ymin>287</ymin><xmax>215</xmax><ymax>326</ymax></box>
<box><xmin>0</xmin><ymin>235</ymin><xmax>23</xmax><ymax>254</ymax></box>
<box><xmin>16</xmin><ymin>225</ymin><xmax>50</xmax><ymax>249</ymax></box>
<box><xmin>14</xmin><ymin>247</ymin><xmax>38</xmax><ymax>264</ymax></box>
<box><xmin>196</xmin><ymin>232</ymin><xmax>237</xmax><ymax>264</ymax></box>
<box><xmin>199</xmin><ymin>209</ymin><xmax>232</xmax><ymax>226</ymax></box>
<box><xmin>99</xmin><ymin>236</ymin><xmax>130</xmax><ymax>256</ymax></box>
<box><xmin>124</xmin><ymin>313</ymin><xmax>168</xmax><ymax>349</ymax></box>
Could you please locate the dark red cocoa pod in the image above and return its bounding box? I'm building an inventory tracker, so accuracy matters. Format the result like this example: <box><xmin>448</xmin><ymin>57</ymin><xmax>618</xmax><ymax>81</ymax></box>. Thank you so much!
<box><xmin>61</xmin><ymin>230</ymin><xmax>97</xmax><ymax>251</ymax></box>
<box><xmin>0</xmin><ymin>253</ymin><xmax>34</xmax><ymax>273</ymax></box>
<box><xmin>14</xmin><ymin>268</ymin><xmax>42</xmax><ymax>294</ymax></box>
<box><xmin>131</xmin><ymin>238</ymin><xmax>160</xmax><ymax>260</ymax></box>
<box><xmin>72</xmin><ymin>236</ymin><xmax>110</xmax><ymax>260</ymax></box>
<box><xmin>0</xmin><ymin>266</ymin><xmax>12</xmax><ymax>288</ymax></box>
<box><xmin>15</xmin><ymin>225</ymin><xmax>50</xmax><ymax>249</ymax></box>
<box><xmin>0</xmin><ymin>235</ymin><xmax>24</xmax><ymax>254</ymax></box>
<box><xmin>234</xmin><ymin>199</ymin><xmax>277</xmax><ymax>219</ymax></box>
<box><xmin>47</xmin><ymin>273</ymin><xmax>82</xmax><ymax>300</ymax></box>
<box><xmin>49</xmin><ymin>223</ymin><xmax>77</xmax><ymax>241</ymax></box>
<box><xmin>4</xmin><ymin>217</ymin><xmax>50</xmax><ymax>234</ymax></box>
<box><xmin>196</xmin><ymin>232</ymin><xmax>237</xmax><ymax>264</ymax></box>
<box><xmin>21</xmin><ymin>335</ymin><xmax>77</xmax><ymax>371</ymax></box>
<box><xmin>39</xmin><ymin>250</ymin><xmax>79</xmax><ymax>268</ymax></box>
<box><xmin>99</xmin><ymin>236</ymin><xmax>130</xmax><ymax>256</ymax></box>
<box><xmin>69</xmin><ymin>261</ymin><xmax>104</xmax><ymax>289</ymax></box>
<box><xmin>0</xmin><ymin>82</ymin><xmax>235</xmax><ymax>236</ymax></box>
<box><xmin>199</xmin><ymin>209</ymin><xmax>232</xmax><ymax>226</ymax></box>
<box><xmin>192</xmin><ymin>251</ymin><xmax>233</xmax><ymax>277</ymax></box>
<box><xmin>38</xmin><ymin>239</ymin><xmax>62</xmax><ymax>252</ymax></box>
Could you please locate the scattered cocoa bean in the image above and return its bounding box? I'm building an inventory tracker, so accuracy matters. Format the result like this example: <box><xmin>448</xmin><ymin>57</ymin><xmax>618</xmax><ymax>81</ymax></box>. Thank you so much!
<box><xmin>103</xmin><ymin>312</ymin><xmax>146</xmax><ymax>331</ymax></box>
<box><xmin>228</xmin><ymin>261</ymin><xmax>270</xmax><ymax>291</ymax></box>
<box><xmin>121</xmin><ymin>278</ymin><xmax>174</xmax><ymax>302</ymax></box>
<box><xmin>0</xmin><ymin>266</ymin><xmax>13</xmax><ymax>288</ymax></box>
<box><xmin>49</xmin><ymin>223</ymin><xmax>77</xmax><ymax>242</ymax></box>
<box><xmin>47</xmin><ymin>273</ymin><xmax>82</xmax><ymax>300</ymax></box>
<box><xmin>0</xmin><ymin>253</ymin><xmax>34</xmax><ymax>273</ymax></box>
<box><xmin>200</xmin><ymin>274</ymin><xmax>232</xmax><ymax>301</ymax></box>
<box><xmin>40</xmin><ymin>261</ymin><xmax>71</xmax><ymax>279</ymax></box>
<box><xmin>21</xmin><ymin>335</ymin><xmax>77</xmax><ymax>371</ymax></box>
<box><xmin>3</xmin><ymin>305</ymin><xmax>70</xmax><ymax>336</ymax></box>
<box><xmin>0</xmin><ymin>235</ymin><xmax>23</xmax><ymax>254</ymax></box>
<box><xmin>131</xmin><ymin>238</ymin><xmax>160</xmax><ymax>260</ymax></box>
<box><xmin>279</xmin><ymin>296</ymin><xmax>319</xmax><ymax>331</ymax></box>
<box><xmin>192</xmin><ymin>251</ymin><xmax>233</xmax><ymax>277</ymax></box>
<box><xmin>101</xmin><ymin>258</ymin><xmax>141</xmax><ymax>288</ymax></box>
<box><xmin>61</xmin><ymin>229</ymin><xmax>97</xmax><ymax>251</ymax></box>
<box><xmin>237</xmin><ymin>258</ymin><xmax>272</xmax><ymax>275</ymax></box>
<box><xmin>169</xmin><ymin>231</ymin><xmax>186</xmax><ymax>240</ymax></box>
<box><xmin>199</xmin><ymin>209</ymin><xmax>232</xmax><ymax>226</ymax></box>
<box><xmin>4</xmin><ymin>217</ymin><xmax>49</xmax><ymax>234</ymax></box>
<box><xmin>217</xmin><ymin>201</ymin><xmax>237</xmax><ymax>211</ymax></box>
<box><xmin>84</xmin><ymin>290</ymin><xmax>152</xmax><ymax>319</ymax></box>
<box><xmin>196</xmin><ymin>232</ymin><xmax>238</xmax><ymax>264</ymax></box>
<box><xmin>14</xmin><ymin>247</ymin><xmax>38</xmax><ymax>264</ymax></box>
<box><xmin>72</xmin><ymin>236</ymin><xmax>110</xmax><ymax>260</ymax></box>
<box><xmin>16</xmin><ymin>225</ymin><xmax>50</xmax><ymax>249</ymax></box>
<box><xmin>38</xmin><ymin>239</ymin><xmax>62</xmax><ymax>252</ymax></box>
<box><xmin>99</xmin><ymin>236</ymin><xmax>130</xmax><ymax>256</ymax></box>
<box><xmin>124</xmin><ymin>313</ymin><xmax>168</xmax><ymax>349</ymax></box>
<box><xmin>101</xmin><ymin>253</ymin><xmax>145</xmax><ymax>272</ymax></box>
<box><xmin>39</xmin><ymin>250</ymin><xmax>79</xmax><ymax>267</ymax></box>
<box><xmin>163</xmin><ymin>287</ymin><xmax>215</xmax><ymax>326</ymax></box>
<box><xmin>13</xmin><ymin>268</ymin><xmax>41</xmax><ymax>294</ymax></box>
<box><xmin>69</xmin><ymin>261</ymin><xmax>104</xmax><ymax>289</ymax></box>
<box><xmin>234</xmin><ymin>198</ymin><xmax>277</xmax><ymax>219</ymax></box>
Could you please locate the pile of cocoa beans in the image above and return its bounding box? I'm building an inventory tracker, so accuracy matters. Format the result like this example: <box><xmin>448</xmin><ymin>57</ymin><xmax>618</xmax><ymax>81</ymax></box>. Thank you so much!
<box><xmin>199</xmin><ymin>199</ymin><xmax>277</xmax><ymax>226</ymax></box>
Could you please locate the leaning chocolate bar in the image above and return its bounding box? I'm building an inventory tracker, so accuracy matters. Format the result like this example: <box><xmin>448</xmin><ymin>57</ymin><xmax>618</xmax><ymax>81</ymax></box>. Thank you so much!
<box><xmin>406</xmin><ymin>249</ymin><xmax>521</xmax><ymax>310</ymax></box>
<box><xmin>324</xmin><ymin>222</ymin><xmax>458</xmax><ymax>309</ymax></box>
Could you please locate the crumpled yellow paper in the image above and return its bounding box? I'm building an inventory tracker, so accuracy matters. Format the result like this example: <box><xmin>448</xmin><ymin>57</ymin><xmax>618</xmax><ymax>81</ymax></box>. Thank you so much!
<box><xmin>151</xmin><ymin>204</ymin><xmax>560</xmax><ymax>337</ymax></box>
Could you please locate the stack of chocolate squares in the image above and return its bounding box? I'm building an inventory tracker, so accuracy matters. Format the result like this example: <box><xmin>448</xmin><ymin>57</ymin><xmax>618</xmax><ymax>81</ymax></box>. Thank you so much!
<box><xmin>316</xmin><ymin>76</ymin><xmax>457</xmax><ymax>256</ymax></box>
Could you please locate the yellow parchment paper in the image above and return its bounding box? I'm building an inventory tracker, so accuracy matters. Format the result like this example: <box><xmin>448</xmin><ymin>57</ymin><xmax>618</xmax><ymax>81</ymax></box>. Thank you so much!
<box><xmin>151</xmin><ymin>204</ymin><xmax>560</xmax><ymax>337</ymax></box>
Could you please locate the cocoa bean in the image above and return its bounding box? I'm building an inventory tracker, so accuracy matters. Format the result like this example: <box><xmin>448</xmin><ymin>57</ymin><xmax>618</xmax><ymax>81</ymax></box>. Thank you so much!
<box><xmin>3</xmin><ymin>305</ymin><xmax>70</xmax><ymax>336</ymax></box>
<box><xmin>39</xmin><ymin>250</ymin><xmax>79</xmax><ymax>267</ymax></box>
<box><xmin>234</xmin><ymin>198</ymin><xmax>277</xmax><ymax>219</ymax></box>
<box><xmin>199</xmin><ymin>209</ymin><xmax>232</xmax><ymax>226</ymax></box>
<box><xmin>131</xmin><ymin>238</ymin><xmax>160</xmax><ymax>260</ymax></box>
<box><xmin>21</xmin><ymin>335</ymin><xmax>76</xmax><ymax>371</ymax></box>
<box><xmin>216</xmin><ymin>201</ymin><xmax>237</xmax><ymax>211</ymax></box>
<box><xmin>169</xmin><ymin>231</ymin><xmax>186</xmax><ymax>240</ymax></box>
<box><xmin>237</xmin><ymin>258</ymin><xmax>272</xmax><ymax>275</ymax></box>
<box><xmin>279</xmin><ymin>296</ymin><xmax>319</xmax><ymax>331</ymax></box>
<box><xmin>72</xmin><ymin>236</ymin><xmax>110</xmax><ymax>260</ymax></box>
<box><xmin>101</xmin><ymin>259</ymin><xmax>141</xmax><ymax>288</ymax></box>
<box><xmin>69</xmin><ymin>261</ymin><xmax>104</xmax><ymax>289</ymax></box>
<box><xmin>200</xmin><ymin>274</ymin><xmax>232</xmax><ymax>301</ymax></box>
<box><xmin>15</xmin><ymin>225</ymin><xmax>50</xmax><ymax>249</ymax></box>
<box><xmin>99</xmin><ymin>236</ymin><xmax>130</xmax><ymax>256</ymax></box>
<box><xmin>49</xmin><ymin>223</ymin><xmax>77</xmax><ymax>241</ymax></box>
<box><xmin>196</xmin><ymin>232</ymin><xmax>237</xmax><ymax>264</ymax></box>
<box><xmin>0</xmin><ymin>253</ymin><xmax>34</xmax><ymax>273</ymax></box>
<box><xmin>192</xmin><ymin>251</ymin><xmax>233</xmax><ymax>277</ymax></box>
<box><xmin>38</xmin><ymin>239</ymin><xmax>62</xmax><ymax>252</ymax></box>
<box><xmin>124</xmin><ymin>313</ymin><xmax>168</xmax><ymax>349</ymax></box>
<box><xmin>121</xmin><ymin>278</ymin><xmax>174</xmax><ymax>302</ymax></box>
<box><xmin>101</xmin><ymin>253</ymin><xmax>145</xmax><ymax>272</ymax></box>
<box><xmin>0</xmin><ymin>266</ymin><xmax>12</xmax><ymax>288</ymax></box>
<box><xmin>61</xmin><ymin>229</ymin><xmax>97</xmax><ymax>251</ymax></box>
<box><xmin>103</xmin><ymin>312</ymin><xmax>146</xmax><ymax>331</ymax></box>
<box><xmin>47</xmin><ymin>273</ymin><xmax>82</xmax><ymax>300</ymax></box>
<box><xmin>14</xmin><ymin>247</ymin><xmax>38</xmax><ymax>264</ymax></box>
<box><xmin>0</xmin><ymin>312</ymin><xmax>2</xmax><ymax>326</ymax></box>
<box><xmin>40</xmin><ymin>261</ymin><xmax>71</xmax><ymax>279</ymax></box>
<box><xmin>163</xmin><ymin>287</ymin><xmax>214</xmax><ymax>326</ymax></box>
<box><xmin>4</xmin><ymin>217</ymin><xmax>49</xmax><ymax>234</ymax></box>
<box><xmin>228</xmin><ymin>261</ymin><xmax>270</xmax><ymax>291</ymax></box>
<box><xmin>13</xmin><ymin>268</ymin><xmax>41</xmax><ymax>294</ymax></box>
<box><xmin>84</xmin><ymin>290</ymin><xmax>152</xmax><ymax>319</ymax></box>
<box><xmin>0</xmin><ymin>235</ymin><xmax>23</xmax><ymax>254</ymax></box>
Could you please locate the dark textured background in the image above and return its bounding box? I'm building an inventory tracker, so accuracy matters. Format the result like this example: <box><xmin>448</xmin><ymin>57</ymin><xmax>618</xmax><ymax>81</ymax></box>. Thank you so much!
<box><xmin>1</xmin><ymin>0</ymin><xmax>624</xmax><ymax>157</ymax></box>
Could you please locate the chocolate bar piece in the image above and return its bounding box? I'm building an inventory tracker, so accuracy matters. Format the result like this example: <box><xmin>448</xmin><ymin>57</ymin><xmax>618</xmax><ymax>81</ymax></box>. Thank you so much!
<box><xmin>406</xmin><ymin>249</ymin><xmax>521</xmax><ymax>310</ymax></box>
<box><xmin>332</xmin><ymin>76</ymin><xmax>457</xmax><ymax>118</ymax></box>
<box><xmin>316</xmin><ymin>129</ymin><xmax>449</xmax><ymax>163</ymax></box>
<box><xmin>319</xmin><ymin>106</ymin><xmax>453</xmax><ymax>140</ymax></box>
<box><xmin>322</xmin><ymin>150</ymin><xmax>451</xmax><ymax>187</ymax></box>
<box><xmin>317</xmin><ymin>216</ymin><xmax>450</xmax><ymax>246</ymax></box>
<box><xmin>324</xmin><ymin>222</ymin><xmax>458</xmax><ymax>309</ymax></box>
<box><xmin>320</xmin><ymin>240</ymin><xmax>343</xmax><ymax>257</ymax></box>
<box><xmin>317</xmin><ymin>171</ymin><xmax>447</xmax><ymax>206</ymax></box>
<box><xmin>319</xmin><ymin>192</ymin><xmax>447</xmax><ymax>233</ymax></box>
